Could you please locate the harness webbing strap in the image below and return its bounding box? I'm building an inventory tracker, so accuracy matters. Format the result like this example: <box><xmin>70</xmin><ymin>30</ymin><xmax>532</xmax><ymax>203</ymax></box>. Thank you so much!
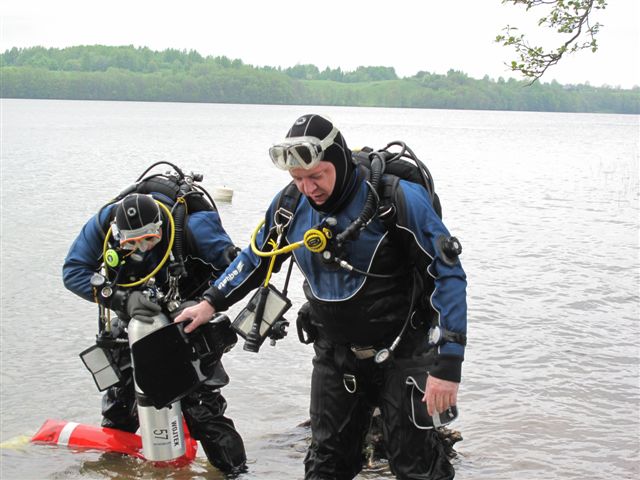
<box><xmin>274</xmin><ymin>182</ymin><xmax>302</xmax><ymax>235</ymax></box>
<box><xmin>272</xmin><ymin>182</ymin><xmax>302</xmax><ymax>293</ymax></box>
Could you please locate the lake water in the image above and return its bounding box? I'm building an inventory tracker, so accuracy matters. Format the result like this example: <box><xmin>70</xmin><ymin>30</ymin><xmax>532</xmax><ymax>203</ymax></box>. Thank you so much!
<box><xmin>1</xmin><ymin>99</ymin><xmax>638</xmax><ymax>480</ymax></box>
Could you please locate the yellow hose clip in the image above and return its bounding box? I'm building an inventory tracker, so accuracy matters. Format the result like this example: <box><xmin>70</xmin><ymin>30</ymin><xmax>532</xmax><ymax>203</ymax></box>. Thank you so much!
<box><xmin>303</xmin><ymin>229</ymin><xmax>328</xmax><ymax>253</ymax></box>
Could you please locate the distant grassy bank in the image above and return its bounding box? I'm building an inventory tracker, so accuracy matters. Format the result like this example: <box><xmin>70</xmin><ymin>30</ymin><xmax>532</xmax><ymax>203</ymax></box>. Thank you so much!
<box><xmin>2</xmin><ymin>45</ymin><xmax>638</xmax><ymax>114</ymax></box>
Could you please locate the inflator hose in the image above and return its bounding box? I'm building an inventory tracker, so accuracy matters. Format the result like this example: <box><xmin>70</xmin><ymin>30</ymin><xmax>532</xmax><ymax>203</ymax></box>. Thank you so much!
<box><xmin>336</xmin><ymin>153</ymin><xmax>385</xmax><ymax>246</ymax></box>
<box><xmin>171</xmin><ymin>199</ymin><xmax>187</xmax><ymax>274</ymax></box>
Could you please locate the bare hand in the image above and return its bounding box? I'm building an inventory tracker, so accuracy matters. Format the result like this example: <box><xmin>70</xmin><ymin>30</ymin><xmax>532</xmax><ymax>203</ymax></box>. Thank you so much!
<box><xmin>174</xmin><ymin>300</ymin><xmax>215</xmax><ymax>333</ymax></box>
<box><xmin>422</xmin><ymin>375</ymin><xmax>459</xmax><ymax>416</ymax></box>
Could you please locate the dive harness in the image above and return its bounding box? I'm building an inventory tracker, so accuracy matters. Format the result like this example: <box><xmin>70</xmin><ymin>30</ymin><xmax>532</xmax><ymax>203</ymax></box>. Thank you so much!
<box><xmin>238</xmin><ymin>146</ymin><xmax>416</xmax><ymax>360</ymax></box>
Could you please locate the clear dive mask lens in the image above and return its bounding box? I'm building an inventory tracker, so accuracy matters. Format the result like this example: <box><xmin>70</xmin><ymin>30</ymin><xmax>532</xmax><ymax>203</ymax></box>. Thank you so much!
<box><xmin>269</xmin><ymin>126</ymin><xmax>339</xmax><ymax>170</ymax></box>
<box><xmin>121</xmin><ymin>235</ymin><xmax>161</xmax><ymax>252</ymax></box>
<box><xmin>112</xmin><ymin>221</ymin><xmax>162</xmax><ymax>252</ymax></box>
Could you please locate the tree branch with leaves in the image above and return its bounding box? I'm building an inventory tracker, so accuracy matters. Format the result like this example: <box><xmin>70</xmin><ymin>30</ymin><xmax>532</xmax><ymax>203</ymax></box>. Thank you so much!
<box><xmin>496</xmin><ymin>0</ymin><xmax>607</xmax><ymax>82</ymax></box>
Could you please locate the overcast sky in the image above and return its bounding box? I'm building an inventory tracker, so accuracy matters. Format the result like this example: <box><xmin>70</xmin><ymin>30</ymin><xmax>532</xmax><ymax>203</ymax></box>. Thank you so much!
<box><xmin>2</xmin><ymin>0</ymin><xmax>638</xmax><ymax>88</ymax></box>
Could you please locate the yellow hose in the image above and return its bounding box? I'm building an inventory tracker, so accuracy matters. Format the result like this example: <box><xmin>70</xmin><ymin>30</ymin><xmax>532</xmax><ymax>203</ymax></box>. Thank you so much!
<box><xmin>102</xmin><ymin>200</ymin><xmax>176</xmax><ymax>288</ymax></box>
<box><xmin>249</xmin><ymin>219</ymin><xmax>303</xmax><ymax>257</ymax></box>
<box><xmin>263</xmin><ymin>242</ymin><xmax>278</xmax><ymax>287</ymax></box>
<box><xmin>249</xmin><ymin>218</ymin><xmax>332</xmax><ymax>285</ymax></box>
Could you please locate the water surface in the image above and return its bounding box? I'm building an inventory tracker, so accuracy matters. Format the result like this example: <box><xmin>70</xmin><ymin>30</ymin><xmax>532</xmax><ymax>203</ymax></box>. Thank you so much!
<box><xmin>1</xmin><ymin>99</ymin><xmax>638</xmax><ymax>479</ymax></box>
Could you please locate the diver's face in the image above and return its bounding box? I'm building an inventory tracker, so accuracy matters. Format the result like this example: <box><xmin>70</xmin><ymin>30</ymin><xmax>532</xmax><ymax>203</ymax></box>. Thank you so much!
<box><xmin>120</xmin><ymin>232</ymin><xmax>162</xmax><ymax>252</ymax></box>
<box><xmin>289</xmin><ymin>161</ymin><xmax>336</xmax><ymax>205</ymax></box>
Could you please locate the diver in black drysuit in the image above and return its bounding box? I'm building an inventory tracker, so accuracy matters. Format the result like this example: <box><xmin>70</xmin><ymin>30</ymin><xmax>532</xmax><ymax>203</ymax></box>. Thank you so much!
<box><xmin>175</xmin><ymin>114</ymin><xmax>468</xmax><ymax>479</ymax></box>
<box><xmin>63</xmin><ymin>192</ymin><xmax>247</xmax><ymax>473</ymax></box>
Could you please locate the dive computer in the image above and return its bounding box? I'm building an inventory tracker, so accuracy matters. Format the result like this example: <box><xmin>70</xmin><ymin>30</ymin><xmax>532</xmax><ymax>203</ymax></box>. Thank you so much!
<box><xmin>428</xmin><ymin>326</ymin><xmax>466</xmax><ymax>346</ymax></box>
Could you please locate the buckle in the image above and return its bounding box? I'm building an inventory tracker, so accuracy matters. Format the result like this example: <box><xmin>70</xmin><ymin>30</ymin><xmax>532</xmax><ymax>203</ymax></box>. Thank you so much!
<box><xmin>350</xmin><ymin>345</ymin><xmax>376</xmax><ymax>360</ymax></box>
<box><xmin>274</xmin><ymin>207</ymin><xmax>294</xmax><ymax>235</ymax></box>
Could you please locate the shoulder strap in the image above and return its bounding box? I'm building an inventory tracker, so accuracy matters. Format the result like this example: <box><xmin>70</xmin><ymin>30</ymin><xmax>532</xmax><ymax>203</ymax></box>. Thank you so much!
<box><xmin>377</xmin><ymin>174</ymin><xmax>401</xmax><ymax>230</ymax></box>
<box><xmin>378</xmin><ymin>172</ymin><xmax>443</xmax><ymax>222</ymax></box>
<box><xmin>95</xmin><ymin>203</ymin><xmax>116</xmax><ymax>240</ymax></box>
<box><xmin>274</xmin><ymin>181</ymin><xmax>302</xmax><ymax>235</ymax></box>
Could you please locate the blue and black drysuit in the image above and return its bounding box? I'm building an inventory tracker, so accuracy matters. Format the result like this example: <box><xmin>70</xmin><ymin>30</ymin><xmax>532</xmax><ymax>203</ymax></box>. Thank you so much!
<box><xmin>63</xmin><ymin>195</ymin><xmax>246</xmax><ymax>473</ymax></box>
<box><xmin>203</xmin><ymin>169</ymin><xmax>467</xmax><ymax>480</ymax></box>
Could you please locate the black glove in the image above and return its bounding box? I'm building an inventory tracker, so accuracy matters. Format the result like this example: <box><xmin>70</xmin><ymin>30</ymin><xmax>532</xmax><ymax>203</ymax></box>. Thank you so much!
<box><xmin>126</xmin><ymin>291</ymin><xmax>162</xmax><ymax>323</ymax></box>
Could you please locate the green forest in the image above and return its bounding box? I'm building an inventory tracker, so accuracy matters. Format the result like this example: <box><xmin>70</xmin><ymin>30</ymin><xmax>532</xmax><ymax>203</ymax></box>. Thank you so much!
<box><xmin>1</xmin><ymin>45</ymin><xmax>638</xmax><ymax>114</ymax></box>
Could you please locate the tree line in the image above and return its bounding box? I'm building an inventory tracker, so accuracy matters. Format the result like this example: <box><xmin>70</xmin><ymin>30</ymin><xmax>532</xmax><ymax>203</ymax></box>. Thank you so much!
<box><xmin>1</xmin><ymin>45</ymin><xmax>638</xmax><ymax>114</ymax></box>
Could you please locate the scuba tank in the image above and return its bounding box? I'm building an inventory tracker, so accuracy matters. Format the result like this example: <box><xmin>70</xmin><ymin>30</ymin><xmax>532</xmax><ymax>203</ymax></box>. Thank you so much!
<box><xmin>128</xmin><ymin>307</ymin><xmax>187</xmax><ymax>462</ymax></box>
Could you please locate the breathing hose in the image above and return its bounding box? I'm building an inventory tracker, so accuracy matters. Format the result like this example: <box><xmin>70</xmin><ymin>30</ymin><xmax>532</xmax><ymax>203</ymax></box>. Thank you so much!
<box><xmin>171</xmin><ymin>197</ymin><xmax>187</xmax><ymax>276</ymax></box>
<box><xmin>335</xmin><ymin>152</ymin><xmax>385</xmax><ymax>246</ymax></box>
<box><xmin>135</xmin><ymin>161</ymin><xmax>185</xmax><ymax>182</ymax></box>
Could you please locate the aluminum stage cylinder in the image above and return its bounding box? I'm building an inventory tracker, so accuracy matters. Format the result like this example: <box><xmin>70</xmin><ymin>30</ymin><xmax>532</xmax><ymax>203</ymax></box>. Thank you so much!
<box><xmin>128</xmin><ymin>311</ymin><xmax>187</xmax><ymax>461</ymax></box>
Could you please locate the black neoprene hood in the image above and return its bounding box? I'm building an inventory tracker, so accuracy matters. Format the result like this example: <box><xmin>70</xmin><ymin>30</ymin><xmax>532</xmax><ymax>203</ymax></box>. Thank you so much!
<box><xmin>285</xmin><ymin>114</ymin><xmax>355</xmax><ymax>213</ymax></box>
<box><xmin>115</xmin><ymin>193</ymin><xmax>161</xmax><ymax>231</ymax></box>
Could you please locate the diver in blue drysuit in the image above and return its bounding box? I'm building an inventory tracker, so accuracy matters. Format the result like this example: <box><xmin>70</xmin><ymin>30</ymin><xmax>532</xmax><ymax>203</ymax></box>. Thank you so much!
<box><xmin>63</xmin><ymin>191</ymin><xmax>247</xmax><ymax>473</ymax></box>
<box><xmin>175</xmin><ymin>114</ymin><xmax>467</xmax><ymax>480</ymax></box>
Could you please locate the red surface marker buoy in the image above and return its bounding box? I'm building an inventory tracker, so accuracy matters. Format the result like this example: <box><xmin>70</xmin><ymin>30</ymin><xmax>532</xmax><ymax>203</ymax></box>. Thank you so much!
<box><xmin>30</xmin><ymin>418</ymin><xmax>197</xmax><ymax>466</ymax></box>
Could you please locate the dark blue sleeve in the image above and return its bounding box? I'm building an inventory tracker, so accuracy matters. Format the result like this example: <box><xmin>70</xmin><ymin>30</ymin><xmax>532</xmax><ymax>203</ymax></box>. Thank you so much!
<box><xmin>186</xmin><ymin>210</ymin><xmax>236</xmax><ymax>272</ymax></box>
<box><xmin>395</xmin><ymin>180</ymin><xmax>468</xmax><ymax>364</ymax></box>
<box><xmin>62</xmin><ymin>205</ymin><xmax>114</xmax><ymax>303</ymax></box>
<box><xmin>206</xmin><ymin>194</ymin><xmax>289</xmax><ymax>311</ymax></box>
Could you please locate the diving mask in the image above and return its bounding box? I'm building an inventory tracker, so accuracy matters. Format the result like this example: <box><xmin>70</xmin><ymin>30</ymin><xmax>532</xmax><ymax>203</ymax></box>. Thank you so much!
<box><xmin>269</xmin><ymin>126</ymin><xmax>339</xmax><ymax>171</ymax></box>
<box><xmin>112</xmin><ymin>221</ymin><xmax>162</xmax><ymax>252</ymax></box>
